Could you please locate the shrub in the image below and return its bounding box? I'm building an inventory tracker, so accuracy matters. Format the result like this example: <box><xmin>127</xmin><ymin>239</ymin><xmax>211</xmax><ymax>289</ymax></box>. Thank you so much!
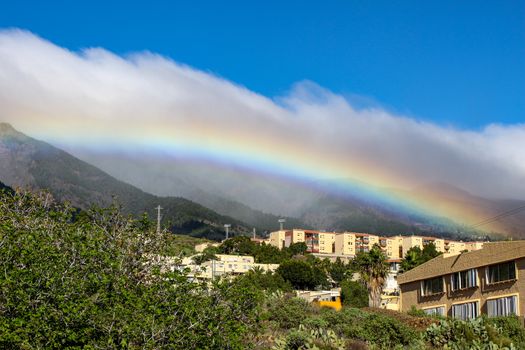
<box><xmin>319</xmin><ymin>308</ymin><xmax>418</xmax><ymax>349</ymax></box>
<box><xmin>424</xmin><ymin>317</ymin><xmax>515</xmax><ymax>349</ymax></box>
<box><xmin>347</xmin><ymin>313</ymin><xmax>419</xmax><ymax>349</ymax></box>
<box><xmin>340</xmin><ymin>280</ymin><xmax>368</xmax><ymax>308</ymax></box>
<box><xmin>407</xmin><ymin>306</ymin><xmax>428</xmax><ymax>318</ymax></box>
<box><xmin>0</xmin><ymin>190</ymin><xmax>261</xmax><ymax>349</ymax></box>
<box><xmin>266</xmin><ymin>295</ymin><xmax>314</xmax><ymax>329</ymax></box>
<box><xmin>487</xmin><ymin>316</ymin><xmax>525</xmax><ymax>348</ymax></box>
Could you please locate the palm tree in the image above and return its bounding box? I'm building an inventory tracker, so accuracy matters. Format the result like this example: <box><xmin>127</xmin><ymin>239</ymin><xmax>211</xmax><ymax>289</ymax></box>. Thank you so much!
<box><xmin>400</xmin><ymin>246</ymin><xmax>422</xmax><ymax>272</ymax></box>
<box><xmin>352</xmin><ymin>244</ymin><xmax>389</xmax><ymax>308</ymax></box>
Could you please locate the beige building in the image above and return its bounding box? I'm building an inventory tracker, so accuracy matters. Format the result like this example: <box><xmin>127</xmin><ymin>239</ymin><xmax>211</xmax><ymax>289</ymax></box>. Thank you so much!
<box><xmin>444</xmin><ymin>240</ymin><xmax>467</xmax><ymax>255</ymax></box>
<box><xmin>398</xmin><ymin>241</ymin><xmax>525</xmax><ymax>319</ymax></box>
<box><xmin>182</xmin><ymin>254</ymin><xmax>279</xmax><ymax>280</ymax></box>
<box><xmin>269</xmin><ymin>230</ymin><xmax>288</xmax><ymax>249</ymax></box>
<box><xmin>334</xmin><ymin>232</ymin><xmax>357</xmax><ymax>256</ymax></box>
<box><xmin>380</xmin><ymin>236</ymin><xmax>402</xmax><ymax>260</ymax></box>
<box><xmin>400</xmin><ymin>235</ymin><xmax>476</xmax><ymax>258</ymax></box>
<box><xmin>465</xmin><ymin>241</ymin><xmax>484</xmax><ymax>252</ymax></box>
<box><xmin>334</xmin><ymin>232</ymin><xmax>380</xmax><ymax>255</ymax></box>
<box><xmin>268</xmin><ymin>229</ymin><xmax>336</xmax><ymax>254</ymax></box>
<box><xmin>271</xmin><ymin>229</ymin><xmax>483</xmax><ymax>259</ymax></box>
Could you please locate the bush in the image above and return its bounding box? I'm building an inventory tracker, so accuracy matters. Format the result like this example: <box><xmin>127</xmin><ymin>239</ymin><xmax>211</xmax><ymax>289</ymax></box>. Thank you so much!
<box><xmin>424</xmin><ymin>317</ymin><xmax>515</xmax><ymax>349</ymax></box>
<box><xmin>236</xmin><ymin>269</ymin><xmax>292</xmax><ymax>293</ymax></box>
<box><xmin>266</xmin><ymin>295</ymin><xmax>314</xmax><ymax>329</ymax></box>
<box><xmin>487</xmin><ymin>316</ymin><xmax>525</xmax><ymax>348</ymax></box>
<box><xmin>0</xmin><ymin>190</ymin><xmax>261</xmax><ymax>349</ymax></box>
<box><xmin>340</xmin><ymin>280</ymin><xmax>368</xmax><ymax>308</ymax></box>
<box><xmin>277</xmin><ymin>260</ymin><xmax>329</xmax><ymax>290</ymax></box>
<box><xmin>346</xmin><ymin>313</ymin><xmax>419</xmax><ymax>349</ymax></box>
<box><xmin>319</xmin><ymin>308</ymin><xmax>418</xmax><ymax>349</ymax></box>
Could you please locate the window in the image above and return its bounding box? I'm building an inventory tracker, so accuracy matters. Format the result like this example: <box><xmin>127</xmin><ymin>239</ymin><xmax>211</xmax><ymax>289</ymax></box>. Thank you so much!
<box><xmin>487</xmin><ymin>296</ymin><xmax>517</xmax><ymax>317</ymax></box>
<box><xmin>421</xmin><ymin>277</ymin><xmax>444</xmax><ymax>296</ymax></box>
<box><xmin>451</xmin><ymin>269</ymin><xmax>478</xmax><ymax>291</ymax></box>
<box><xmin>487</xmin><ymin>261</ymin><xmax>516</xmax><ymax>284</ymax></box>
<box><xmin>452</xmin><ymin>301</ymin><xmax>479</xmax><ymax>320</ymax></box>
<box><xmin>423</xmin><ymin>306</ymin><xmax>445</xmax><ymax>316</ymax></box>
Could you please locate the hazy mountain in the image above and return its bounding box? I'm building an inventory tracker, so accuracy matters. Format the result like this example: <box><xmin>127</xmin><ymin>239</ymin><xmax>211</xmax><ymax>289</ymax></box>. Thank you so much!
<box><xmin>72</xmin><ymin>150</ymin><xmax>525</xmax><ymax>239</ymax></box>
<box><xmin>3</xmin><ymin>123</ymin><xmax>523</xmax><ymax>239</ymax></box>
<box><xmin>409</xmin><ymin>182</ymin><xmax>525</xmax><ymax>238</ymax></box>
<box><xmin>0</xmin><ymin>123</ymin><xmax>249</xmax><ymax>240</ymax></box>
<box><xmin>64</xmin><ymin>152</ymin><xmax>462</xmax><ymax>236</ymax></box>
<box><xmin>0</xmin><ymin>180</ymin><xmax>13</xmax><ymax>193</ymax></box>
<box><xmin>68</xmin><ymin>151</ymin><xmax>314</xmax><ymax>230</ymax></box>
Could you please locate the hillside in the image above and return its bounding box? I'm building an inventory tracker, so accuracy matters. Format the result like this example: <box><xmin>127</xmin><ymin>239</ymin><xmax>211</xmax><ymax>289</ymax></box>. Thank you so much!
<box><xmin>0</xmin><ymin>123</ymin><xmax>246</xmax><ymax>240</ymax></box>
<box><xmin>74</xmin><ymin>150</ymin><xmax>525</xmax><ymax>238</ymax></box>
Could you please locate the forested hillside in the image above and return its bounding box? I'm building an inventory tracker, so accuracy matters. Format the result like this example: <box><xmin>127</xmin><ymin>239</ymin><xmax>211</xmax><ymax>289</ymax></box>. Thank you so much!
<box><xmin>0</xmin><ymin>123</ymin><xmax>247</xmax><ymax>240</ymax></box>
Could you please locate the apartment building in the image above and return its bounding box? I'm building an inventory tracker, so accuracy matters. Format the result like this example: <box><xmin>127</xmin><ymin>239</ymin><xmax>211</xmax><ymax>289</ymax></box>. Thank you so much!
<box><xmin>182</xmin><ymin>254</ymin><xmax>279</xmax><ymax>280</ymax></box>
<box><xmin>381</xmin><ymin>236</ymin><xmax>402</xmax><ymax>260</ymax></box>
<box><xmin>401</xmin><ymin>236</ymin><xmax>465</xmax><ymax>258</ymax></box>
<box><xmin>267</xmin><ymin>229</ymin><xmax>336</xmax><ymax>254</ymax></box>
<box><xmin>269</xmin><ymin>230</ymin><xmax>288</xmax><ymax>249</ymax></box>
<box><xmin>465</xmin><ymin>241</ymin><xmax>484</xmax><ymax>252</ymax></box>
<box><xmin>271</xmin><ymin>229</ymin><xmax>484</xmax><ymax>259</ymax></box>
<box><xmin>398</xmin><ymin>241</ymin><xmax>525</xmax><ymax>320</ymax></box>
<box><xmin>444</xmin><ymin>240</ymin><xmax>466</xmax><ymax>255</ymax></box>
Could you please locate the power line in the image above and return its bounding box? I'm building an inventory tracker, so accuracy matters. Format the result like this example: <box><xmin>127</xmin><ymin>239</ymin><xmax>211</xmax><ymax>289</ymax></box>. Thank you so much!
<box><xmin>470</xmin><ymin>205</ymin><xmax>525</xmax><ymax>228</ymax></box>
<box><xmin>468</xmin><ymin>204</ymin><xmax>525</xmax><ymax>229</ymax></box>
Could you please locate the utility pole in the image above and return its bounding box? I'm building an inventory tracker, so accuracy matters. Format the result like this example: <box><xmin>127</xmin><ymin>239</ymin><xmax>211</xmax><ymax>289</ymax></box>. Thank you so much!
<box><xmin>224</xmin><ymin>224</ymin><xmax>231</xmax><ymax>240</ymax></box>
<box><xmin>253</xmin><ymin>227</ymin><xmax>256</xmax><ymax>239</ymax></box>
<box><xmin>156</xmin><ymin>205</ymin><xmax>163</xmax><ymax>234</ymax></box>
<box><xmin>278</xmin><ymin>218</ymin><xmax>286</xmax><ymax>231</ymax></box>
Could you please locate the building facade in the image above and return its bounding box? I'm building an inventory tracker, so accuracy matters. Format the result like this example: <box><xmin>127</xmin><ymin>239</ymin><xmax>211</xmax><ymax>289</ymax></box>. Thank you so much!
<box><xmin>180</xmin><ymin>254</ymin><xmax>279</xmax><ymax>280</ymax></box>
<box><xmin>268</xmin><ymin>229</ymin><xmax>336</xmax><ymax>254</ymax></box>
<box><xmin>398</xmin><ymin>241</ymin><xmax>525</xmax><ymax>320</ymax></box>
<box><xmin>270</xmin><ymin>229</ymin><xmax>483</xmax><ymax>260</ymax></box>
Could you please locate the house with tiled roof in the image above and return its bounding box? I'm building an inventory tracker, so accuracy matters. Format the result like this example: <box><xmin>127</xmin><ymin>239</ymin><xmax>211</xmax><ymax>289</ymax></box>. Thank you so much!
<box><xmin>397</xmin><ymin>241</ymin><xmax>525</xmax><ymax>320</ymax></box>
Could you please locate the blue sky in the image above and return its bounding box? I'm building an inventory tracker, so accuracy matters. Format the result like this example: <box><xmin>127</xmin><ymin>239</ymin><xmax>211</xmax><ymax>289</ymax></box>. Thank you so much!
<box><xmin>1</xmin><ymin>0</ymin><xmax>523</xmax><ymax>129</ymax></box>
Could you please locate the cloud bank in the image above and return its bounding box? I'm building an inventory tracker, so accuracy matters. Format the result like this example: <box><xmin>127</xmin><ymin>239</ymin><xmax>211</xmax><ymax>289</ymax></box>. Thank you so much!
<box><xmin>0</xmin><ymin>29</ymin><xmax>524</xmax><ymax>201</ymax></box>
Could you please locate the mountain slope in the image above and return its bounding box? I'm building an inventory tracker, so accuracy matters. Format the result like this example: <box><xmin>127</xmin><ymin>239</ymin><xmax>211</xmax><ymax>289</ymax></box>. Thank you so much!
<box><xmin>0</xmin><ymin>123</ymin><xmax>246</xmax><ymax>240</ymax></box>
<box><xmin>408</xmin><ymin>183</ymin><xmax>525</xmax><ymax>238</ymax></box>
<box><xmin>69</xmin><ymin>151</ymin><xmax>312</xmax><ymax>231</ymax></box>
<box><xmin>0</xmin><ymin>180</ymin><xmax>13</xmax><ymax>193</ymax></box>
<box><xmin>88</xmin><ymin>152</ymin><xmax>525</xmax><ymax>238</ymax></box>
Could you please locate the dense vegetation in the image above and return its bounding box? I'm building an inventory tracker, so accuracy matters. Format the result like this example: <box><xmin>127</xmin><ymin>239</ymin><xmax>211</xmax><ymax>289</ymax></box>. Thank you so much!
<box><xmin>0</xmin><ymin>189</ymin><xmax>262</xmax><ymax>349</ymax></box>
<box><xmin>1</xmin><ymin>188</ymin><xmax>523</xmax><ymax>349</ymax></box>
<box><xmin>0</xmin><ymin>125</ymin><xmax>251</xmax><ymax>240</ymax></box>
<box><xmin>400</xmin><ymin>242</ymin><xmax>442</xmax><ymax>272</ymax></box>
<box><xmin>198</xmin><ymin>236</ymin><xmax>353</xmax><ymax>291</ymax></box>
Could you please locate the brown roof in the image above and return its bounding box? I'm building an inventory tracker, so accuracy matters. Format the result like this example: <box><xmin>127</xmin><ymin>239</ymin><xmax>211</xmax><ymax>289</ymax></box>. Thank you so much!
<box><xmin>397</xmin><ymin>241</ymin><xmax>525</xmax><ymax>285</ymax></box>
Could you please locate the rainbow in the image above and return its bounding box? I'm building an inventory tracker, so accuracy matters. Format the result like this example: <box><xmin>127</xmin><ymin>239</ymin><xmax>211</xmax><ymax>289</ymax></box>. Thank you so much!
<box><xmin>18</xmin><ymin>117</ymin><xmax>501</xmax><ymax>235</ymax></box>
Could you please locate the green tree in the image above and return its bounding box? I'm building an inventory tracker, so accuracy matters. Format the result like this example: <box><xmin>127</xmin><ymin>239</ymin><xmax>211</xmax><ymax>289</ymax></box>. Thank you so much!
<box><xmin>352</xmin><ymin>244</ymin><xmax>389</xmax><ymax>308</ymax></box>
<box><xmin>288</xmin><ymin>242</ymin><xmax>308</xmax><ymax>256</ymax></box>
<box><xmin>421</xmin><ymin>242</ymin><xmax>442</xmax><ymax>261</ymax></box>
<box><xmin>400</xmin><ymin>242</ymin><xmax>442</xmax><ymax>272</ymax></box>
<box><xmin>340</xmin><ymin>280</ymin><xmax>368</xmax><ymax>308</ymax></box>
<box><xmin>192</xmin><ymin>246</ymin><xmax>218</xmax><ymax>264</ymax></box>
<box><xmin>235</xmin><ymin>268</ymin><xmax>292</xmax><ymax>293</ymax></box>
<box><xmin>400</xmin><ymin>246</ymin><xmax>422</xmax><ymax>272</ymax></box>
<box><xmin>276</xmin><ymin>260</ymin><xmax>327</xmax><ymax>290</ymax></box>
<box><xmin>219</xmin><ymin>235</ymin><xmax>256</xmax><ymax>255</ymax></box>
<box><xmin>0</xmin><ymin>190</ymin><xmax>261</xmax><ymax>349</ymax></box>
<box><xmin>252</xmin><ymin>242</ymin><xmax>287</xmax><ymax>264</ymax></box>
<box><xmin>328</xmin><ymin>257</ymin><xmax>349</xmax><ymax>286</ymax></box>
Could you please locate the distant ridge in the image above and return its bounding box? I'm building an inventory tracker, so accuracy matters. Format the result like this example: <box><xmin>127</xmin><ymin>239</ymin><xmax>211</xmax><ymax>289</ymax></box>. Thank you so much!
<box><xmin>0</xmin><ymin>123</ymin><xmax>247</xmax><ymax>240</ymax></box>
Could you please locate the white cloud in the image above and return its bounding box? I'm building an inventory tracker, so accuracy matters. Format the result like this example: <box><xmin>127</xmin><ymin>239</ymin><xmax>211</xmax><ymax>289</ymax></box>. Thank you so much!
<box><xmin>0</xmin><ymin>28</ymin><xmax>524</xmax><ymax>201</ymax></box>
